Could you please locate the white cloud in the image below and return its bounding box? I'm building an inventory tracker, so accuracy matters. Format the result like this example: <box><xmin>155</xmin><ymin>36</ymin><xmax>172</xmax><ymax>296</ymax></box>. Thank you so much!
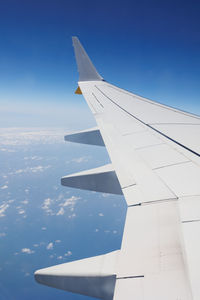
<box><xmin>55</xmin><ymin>240</ymin><xmax>61</xmax><ymax>243</ymax></box>
<box><xmin>68</xmin><ymin>213</ymin><xmax>76</xmax><ymax>219</ymax></box>
<box><xmin>0</xmin><ymin>203</ymin><xmax>9</xmax><ymax>217</ymax></box>
<box><xmin>95</xmin><ymin>229</ymin><xmax>99</xmax><ymax>232</ymax></box>
<box><xmin>21</xmin><ymin>200</ymin><xmax>28</xmax><ymax>204</ymax></box>
<box><xmin>41</xmin><ymin>227</ymin><xmax>47</xmax><ymax>230</ymax></box>
<box><xmin>10</xmin><ymin>165</ymin><xmax>51</xmax><ymax>175</ymax></box>
<box><xmin>72</xmin><ymin>156</ymin><xmax>89</xmax><ymax>163</ymax></box>
<box><xmin>42</xmin><ymin>198</ymin><xmax>54</xmax><ymax>215</ymax></box>
<box><xmin>30</xmin><ymin>165</ymin><xmax>51</xmax><ymax>173</ymax></box>
<box><xmin>16</xmin><ymin>206</ymin><xmax>26</xmax><ymax>216</ymax></box>
<box><xmin>1</xmin><ymin>185</ymin><xmax>8</xmax><ymax>190</ymax></box>
<box><xmin>98</xmin><ymin>213</ymin><xmax>104</xmax><ymax>217</ymax></box>
<box><xmin>0</xmin><ymin>128</ymin><xmax>66</xmax><ymax>146</ymax></box>
<box><xmin>56</xmin><ymin>207</ymin><xmax>64</xmax><ymax>216</ymax></box>
<box><xmin>15</xmin><ymin>169</ymin><xmax>23</xmax><ymax>174</ymax></box>
<box><xmin>60</xmin><ymin>196</ymin><xmax>80</xmax><ymax>208</ymax></box>
<box><xmin>21</xmin><ymin>248</ymin><xmax>35</xmax><ymax>254</ymax></box>
<box><xmin>8</xmin><ymin>199</ymin><xmax>15</xmax><ymax>203</ymax></box>
<box><xmin>46</xmin><ymin>242</ymin><xmax>53</xmax><ymax>250</ymax></box>
<box><xmin>113</xmin><ymin>230</ymin><xmax>117</xmax><ymax>234</ymax></box>
<box><xmin>57</xmin><ymin>256</ymin><xmax>63</xmax><ymax>260</ymax></box>
<box><xmin>64</xmin><ymin>251</ymin><xmax>72</xmax><ymax>257</ymax></box>
<box><xmin>0</xmin><ymin>232</ymin><xmax>6</xmax><ymax>237</ymax></box>
<box><xmin>102</xmin><ymin>193</ymin><xmax>110</xmax><ymax>198</ymax></box>
<box><xmin>42</xmin><ymin>198</ymin><xmax>51</xmax><ymax>209</ymax></box>
<box><xmin>24</xmin><ymin>156</ymin><xmax>42</xmax><ymax>161</ymax></box>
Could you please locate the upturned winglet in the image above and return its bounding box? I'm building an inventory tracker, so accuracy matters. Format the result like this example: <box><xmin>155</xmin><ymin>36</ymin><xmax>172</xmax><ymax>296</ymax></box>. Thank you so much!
<box><xmin>72</xmin><ymin>36</ymin><xmax>103</xmax><ymax>82</ymax></box>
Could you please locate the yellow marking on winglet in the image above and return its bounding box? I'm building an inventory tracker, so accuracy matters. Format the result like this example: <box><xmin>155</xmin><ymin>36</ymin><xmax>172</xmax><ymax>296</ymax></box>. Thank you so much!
<box><xmin>75</xmin><ymin>86</ymin><xmax>82</xmax><ymax>95</ymax></box>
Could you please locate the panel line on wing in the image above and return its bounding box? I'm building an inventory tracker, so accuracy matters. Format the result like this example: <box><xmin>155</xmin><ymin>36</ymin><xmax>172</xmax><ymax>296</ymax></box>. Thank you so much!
<box><xmin>151</xmin><ymin>160</ymin><xmax>191</xmax><ymax>171</ymax></box>
<box><xmin>106</xmin><ymin>84</ymin><xmax>200</xmax><ymax>121</ymax></box>
<box><xmin>127</xmin><ymin>197</ymin><xmax>178</xmax><ymax>208</ymax></box>
<box><xmin>92</xmin><ymin>93</ymin><xmax>104</xmax><ymax>108</ymax></box>
<box><xmin>133</xmin><ymin>142</ymin><xmax>164</xmax><ymax>150</ymax></box>
<box><xmin>149</xmin><ymin>123</ymin><xmax>200</xmax><ymax>126</ymax></box>
<box><xmin>94</xmin><ymin>85</ymin><xmax>200</xmax><ymax>158</ymax></box>
<box><xmin>182</xmin><ymin>219</ymin><xmax>200</xmax><ymax>223</ymax></box>
<box><xmin>116</xmin><ymin>275</ymin><xmax>144</xmax><ymax>280</ymax></box>
<box><xmin>121</xmin><ymin>183</ymin><xmax>136</xmax><ymax>189</ymax></box>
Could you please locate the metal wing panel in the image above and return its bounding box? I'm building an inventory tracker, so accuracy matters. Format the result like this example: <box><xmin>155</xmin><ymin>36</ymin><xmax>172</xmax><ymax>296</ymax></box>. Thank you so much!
<box><xmin>75</xmin><ymin>38</ymin><xmax>200</xmax><ymax>300</ymax></box>
<box><xmin>90</xmin><ymin>81</ymin><xmax>200</xmax><ymax>157</ymax></box>
<box><xmin>98</xmin><ymin>83</ymin><xmax>200</xmax><ymax>124</ymax></box>
<box><xmin>79</xmin><ymin>81</ymin><xmax>178</xmax><ymax>204</ymax></box>
<box><xmin>152</xmin><ymin>123</ymin><xmax>200</xmax><ymax>155</ymax></box>
<box><xmin>79</xmin><ymin>78</ymin><xmax>200</xmax><ymax>299</ymax></box>
<box><xmin>113</xmin><ymin>201</ymin><xmax>192</xmax><ymax>300</ymax></box>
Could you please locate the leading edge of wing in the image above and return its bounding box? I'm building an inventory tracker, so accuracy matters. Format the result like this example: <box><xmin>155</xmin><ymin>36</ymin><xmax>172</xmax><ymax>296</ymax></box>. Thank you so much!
<box><xmin>72</xmin><ymin>36</ymin><xmax>104</xmax><ymax>82</ymax></box>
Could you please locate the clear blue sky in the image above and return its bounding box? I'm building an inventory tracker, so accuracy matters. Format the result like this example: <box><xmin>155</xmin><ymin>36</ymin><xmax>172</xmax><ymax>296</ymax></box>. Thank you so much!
<box><xmin>0</xmin><ymin>0</ymin><xmax>200</xmax><ymax>127</ymax></box>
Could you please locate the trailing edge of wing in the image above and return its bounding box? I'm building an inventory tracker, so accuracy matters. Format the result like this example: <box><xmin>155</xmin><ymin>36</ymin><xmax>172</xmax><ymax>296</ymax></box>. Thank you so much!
<box><xmin>72</xmin><ymin>36</ymin><xmax>103</xmax><ymax>82</ymax></box>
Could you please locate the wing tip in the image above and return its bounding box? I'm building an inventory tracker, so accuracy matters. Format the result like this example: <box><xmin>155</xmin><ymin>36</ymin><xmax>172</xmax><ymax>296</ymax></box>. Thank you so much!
<box><xmin>72</xmin><ymin>36</ymin><xmax>103</xmax><ymax>82</ymax></box>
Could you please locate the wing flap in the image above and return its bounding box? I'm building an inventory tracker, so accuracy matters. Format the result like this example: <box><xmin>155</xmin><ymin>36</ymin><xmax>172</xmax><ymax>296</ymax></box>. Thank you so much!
<box><xmin>181</xmin><ymin>221</ymin><xmax>200</xmax><ymax>300</ymax></box>
<box><xmin>35</xmin><ymin>250</ymin><xmax>118</xmax><ymax>299</ymax></box>
<box><xmin>64</xmin><ymin>127</ymin><xmax>105</xmax><ymax>146</ymax></box>
<box><xmin>61</xmin><ymin>164</ymin><xmax>123</xmax><ymax>195</ymax></box>
<box><xmin>113</xmin><ymin>201</ymin><xmax>192</xmax><ymax>299</ymax></box>
<box><xmin>155</xmin><ymin>162</ymin><xmax>200</xmax><ymax>197</ymax></box>
<box><xmin>114</xmin><ymin>278</ymin><xmax>144</xmax><ymax>300</ymax></box>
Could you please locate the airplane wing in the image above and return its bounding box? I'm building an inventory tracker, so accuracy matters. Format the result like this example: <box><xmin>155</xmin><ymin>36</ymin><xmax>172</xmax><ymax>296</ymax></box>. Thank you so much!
<box><xmin>35</xmin><ymin>37</ymin><xmax>200</xmax><ymax>300</ymax></box>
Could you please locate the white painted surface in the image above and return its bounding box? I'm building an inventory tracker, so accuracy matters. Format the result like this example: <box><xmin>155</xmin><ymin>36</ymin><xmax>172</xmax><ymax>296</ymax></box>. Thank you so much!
<box><xmin>181</xmin><ymin>222</ymin><xmax>200</xmax><ymax>300</ymax></box>
<box><xmin>76</xmin><ymin>40</ymin><xmax>200</xmax><ymax>300</ymax></box>
<box><xmin>78</xmin><ymin>79</ymin><xmax>200</xmax><ymax>299</ymax></box>
<box><xmin>125</xmin><ymin>130</ymin><xmax>163</xmax><ymax>149</ymax></box>
<box><xmin>114</xmin><ymin>202</ymin><xmax>192</xmax><ymax>299</ymax></box>
<box><xmin>100</xmin><ymin>83</ymin><xmax>200</xmax><ymax>125</ymax></box>
<box><xmin>114</xmin><ymin>278</ymin><xmax>144</xmax><ymax>300</ymax></box>
<box><xmin>179</xmin><ymin>196</ymin><xmax>200</xmax><ymax>222</ymax></box>
<box><xmin>155</xmin><ymin>162</ymin><xmax>200</xmax><ymax>197</ymax></box>
<box><xmin>136</xmin><ymin>143</ymin><xmax>189</xmax><ymax>169</ymax></box>
<box><xmin>35</xmin><ymin>250</ymin><xmax>119</xmax><ymax>277</ymax></box>
<box><xmin>153</xmin><ymin>123</ymin><xmax>200</xmax><ymax>155</ymax></box>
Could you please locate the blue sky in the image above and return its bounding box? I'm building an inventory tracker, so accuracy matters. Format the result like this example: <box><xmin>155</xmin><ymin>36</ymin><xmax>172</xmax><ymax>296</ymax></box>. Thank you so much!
<box><xmin>0</xmin><ymin>0</ymin><xmax>200</xmax><ymax>127</ymax></box>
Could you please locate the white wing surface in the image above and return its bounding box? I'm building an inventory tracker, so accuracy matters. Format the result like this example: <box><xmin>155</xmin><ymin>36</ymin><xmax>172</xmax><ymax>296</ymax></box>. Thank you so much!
<box><xmin>35</xmin><ymin>37</ymin><xmax>200</xmax><ymax>300</ymax></box>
